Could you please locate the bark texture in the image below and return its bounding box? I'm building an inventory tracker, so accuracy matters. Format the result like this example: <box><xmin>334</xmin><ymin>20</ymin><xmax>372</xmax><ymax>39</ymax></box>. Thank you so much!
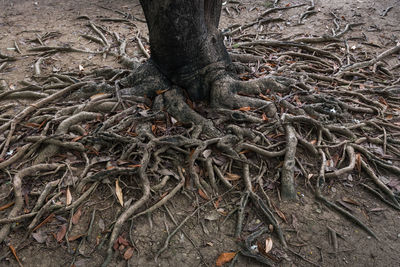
<box><xmin>139</xmin><ymin>0</ymin><xmax>231</xmax><ymax>101</ymax></box>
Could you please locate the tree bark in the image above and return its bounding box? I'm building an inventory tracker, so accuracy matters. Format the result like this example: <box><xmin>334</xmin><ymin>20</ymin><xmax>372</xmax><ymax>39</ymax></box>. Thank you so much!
<box><xmin>139</xmin><ymin>0</ymin><xmax>231</xmax><ymax>101</ymax></box>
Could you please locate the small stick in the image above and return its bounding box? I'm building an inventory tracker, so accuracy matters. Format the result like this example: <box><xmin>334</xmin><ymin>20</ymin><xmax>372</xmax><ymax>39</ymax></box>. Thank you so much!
<box><xmin>327</xmin><ymin>226</ymin><xmax>338</xmax><ymax>252</ymax></box>
<box><xmin>89</xmin><ymin>22</ymin><xmax>109</xmax><ymax>47</ymax></box>
<box><xmin>136</xmin><ymin>32</ymin><xmax>150</xmax><ymax>59</ymax></box>
<box><xmin>34</xmin><ymin>57</ymin><xmax>44</xmax><ymax>76</ymax></box>
<box><xmin>14</xmin><ymin>41</ymin><xmax>22</xmax><ymax>54</ymax></box>
<box><xmin>0</xmin><ymin>62</ymin><xmax>7</xmax><ymax>72</ymax></box>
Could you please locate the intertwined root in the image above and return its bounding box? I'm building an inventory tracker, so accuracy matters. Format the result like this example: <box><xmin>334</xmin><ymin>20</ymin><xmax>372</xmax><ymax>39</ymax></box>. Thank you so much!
<box><xmin>1</xmin><ymin>9</ymin><xmax>400</xmax><ymax>267</ymax></box>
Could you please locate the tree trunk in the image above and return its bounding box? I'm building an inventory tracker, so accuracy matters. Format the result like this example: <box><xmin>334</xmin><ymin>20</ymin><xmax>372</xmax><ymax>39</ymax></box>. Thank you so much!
<box><xmin>139</xmin><ymin>0</ymin><xmax>231</xmax><ymax>101</ymax></box>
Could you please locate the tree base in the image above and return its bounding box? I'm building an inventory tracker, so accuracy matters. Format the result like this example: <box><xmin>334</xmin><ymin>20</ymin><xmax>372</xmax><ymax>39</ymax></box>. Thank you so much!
<box><xmin>119</xmin><ymin>60</ymin><xmax>294</xmax><ymax>138</ymax></box>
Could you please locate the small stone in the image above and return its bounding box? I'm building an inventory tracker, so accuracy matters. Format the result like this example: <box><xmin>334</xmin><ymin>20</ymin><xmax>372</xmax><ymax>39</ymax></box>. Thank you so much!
<box><xmin>397</xmin><ymin>233</ymin><xmax>400</xmax><ymax>238</ymax></box>
<box><xmin>315</xmin><ymin>208</ymin><xmax>322</xmax><ymax>214</ymax></box>
<box><xmin>367</xmin><ymin>236</ymin><xmax>371</xmax><ymax>239</ymax></box>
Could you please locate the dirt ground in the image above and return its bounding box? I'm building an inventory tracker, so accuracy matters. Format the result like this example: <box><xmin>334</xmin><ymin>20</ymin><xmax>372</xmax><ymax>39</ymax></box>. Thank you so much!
<box><xmin>1</xmin><ymin>0</ymin><xmax>400</xmax><ymax>266</ymax></box>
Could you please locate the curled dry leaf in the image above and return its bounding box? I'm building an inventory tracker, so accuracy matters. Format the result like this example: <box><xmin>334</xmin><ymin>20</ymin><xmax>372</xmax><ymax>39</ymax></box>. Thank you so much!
<box><xmin>237</xmin><ymin>106</ymin><xmax>251</xmax><ymax>111</ymax></box>
<box><xmin>198</xmin><ymin>189</ymin><xmax>210</xmax><ymax>200</ymax></box>
<box><xmin>156</xmin><ymin>89</ymin><xmax>168</xmax><ymax>95</ymax></box>
<box><xmin>71</xmin><ymin>208</ymin><xmax>82</xmax><ymax>225</ymax></box>
<box><xmin>9</xmin><ymin>244</ymin><xmax>23</xmax><ymax>267</ymax></box>
<box><xmin>0</xmin><ymin>202</ymin><xmax>14</xmax><ymax>211</ymax></box>
<box><xmin>123</xmin><ymin>247</ymin><xmax>134</xmax><ymax>260</ymax></box>
<box><xmin>66</xmin><ymin>186</ymin><xmax>72</xmax><ymax>206</ymax></box>
<box><xmin>115</xmin><ymin>179</ymin><xmax>124</xmax><ymax>207</ymax></box>
<box><xmin>68</xmin><ymin>233</ymin><xmax>85</xmax><ymax>242</ymax></box>
<box><xmin>56</xmin><ymin>224</ymin><xmax>67</xmax><ymax>242</ymax></box>
<box><xmin>265</xmin><ymin>237</ymin><xmax>273</xmax><ymax>253</ymax></box>
<box><xmin>225</xmin><ymin>172</ymin><xmax>241</xmax><ymax>181</ymax></box>
<box><xmin>216</xmin><ymin>252</ymin><xmax>237</xmax><ymax>266</ymax></box>
<box><xmin>90</xmin><ymin>92</ymin><xmax>106</xmax><ymax>101</ymax></box>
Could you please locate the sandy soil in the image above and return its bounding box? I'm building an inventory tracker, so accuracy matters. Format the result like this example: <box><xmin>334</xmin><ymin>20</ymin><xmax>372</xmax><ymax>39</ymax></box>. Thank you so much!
<box><xmin>0</xmin><ymin>0</ymin><xmax>400</xmax><ymax>266</ymax></box>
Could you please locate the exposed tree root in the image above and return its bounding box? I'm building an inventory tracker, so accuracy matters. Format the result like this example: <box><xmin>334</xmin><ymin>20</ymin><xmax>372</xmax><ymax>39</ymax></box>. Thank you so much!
<box><xmin>1</xmin><ymin>4</ymin><xmax>400</xmax><ymax>266</ymax></box>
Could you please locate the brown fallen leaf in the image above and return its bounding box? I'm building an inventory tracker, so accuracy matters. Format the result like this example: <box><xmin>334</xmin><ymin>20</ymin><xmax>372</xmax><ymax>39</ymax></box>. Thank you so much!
<box><xmin>68</xmin><ymin>233</ymin><xmax>85</xmax><ymax>242</ymax></box>
<box><xmin>123</xmin><ymin>247</ymin><xmax>134</xmax><ymax>260</ymax></box>
<box><xmin>118</xmin><ymin>236</ymin><xmax>130</xmax><ymax>247</ymax></box>
<box><xmin>56</xmin><ymin>224</ymin><xmax>67</xmax><ymax>242</ymax></box>
<box><xmin>236</xmin><ymin>106</ymin><xmax>251</xmax><ymax>111</ymax></box>
<box><xmin>25</xmin><ymin>122</ymin><xmax>41</xmax><ymax>128</ymax></box>
<box><xmin>198</xmin><ymin>189</ymin><xmax>210</xmax><ymax>200</ymax></box>
<box><xmin>216</xmin><ymin>252</ymin><xmax>237</xmax><ymax>266</ymax></box>
<box><xmin>115</xmin><ymin>179</ymin><xmax>124</xmax><ymax>207</ymax></box>
<box><xmin>9</xmin><ymin>244</ymin><xmax>23</xmax><ymax>267</ymax></box>
<box><xmin>213</xmin><ymin>196</ymin><xmax>222</xmax><ymax>209</ymax></box>
<box><xmin>272</xmin><ymin>203</ymin><xmax>288</xmax><ymax>223</ymax></box>
<box><xmin>225</xmin><ymin>172</ymin><xmax>241</xmax><ymax>181</ymax></box>
<box><xmin>66</xmin><ymin>186</ymin><xmax>72</xmax><ymax>206</ymax></box>
<box><xmin>259</xmin><ymin>93</ymin><xmax>272</xmax><ymax>101</ymax></box>
<box><xmin>32</xmin><ymin>213</ymin><xmax>55</xmax><ymax>232</ymax></box>
<box><xmin>156</xmin><ymin>89</ymin><xmax>168</xmax><ymax>95</ymax></box>
<box><xmin>342</xmin><ymin>196</ymin><xmax>360</xmax><ymax>206</ymax></box>
<box><xmin>0</xmin><ymin>202</ymin><xmax>14</xmax><ymax>211</ymax></box>
<box><xmin>355</xmin><ymin>153</ymin><xmax>362</xmax><ymax>173</ymax></box>
<box><xmin>127</xmin><ymin>164</ymin><xmax>141</xmax><ymax>168</ymax></box>
<box><xmin>71</xmin><ymin>208</ymin><xmax>82</xmax><ymax>225</ymax></box>
<box><xmin>90</xmin><ymin>92</ymin><xmax>106</xmax><ymax>100</ymax></box>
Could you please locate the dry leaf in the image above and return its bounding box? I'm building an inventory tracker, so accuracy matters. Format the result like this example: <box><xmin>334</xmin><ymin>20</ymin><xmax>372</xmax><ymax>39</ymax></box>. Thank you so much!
<box><xmin>259</xmin><ymin>93</ymin><xmax>272</xmax><ymax>101</ymax></box>
<box><xmin>272</xmin><ymin>203</ymin><xmax>288</xmax><ymax>223</ymax></box>
<box><xmin>213</xmin><ymin>196</ymin><xmax>222</xmax><ymax>209</ymax></box>
<box><xmin>137</xmin><ymin>103</ymin><xmax>149</xmax><ymax>110</ymax></box>
<box><xmin>90</xmin><ymin>93</ymin><xmax>106</xmax><ymax>101</ymax></box>
<box><xmin>32</xmin><ymin>230</ymin><xmax>47</xmax><ymax>243</ymax></box>
<box><xmin>198</xmin><ymin>189</ymin><xmax>210</xmax><ymax>200</ymax></box>
<box><xmin>124</xmin><ymin>247</ymin><xmax>134</xmax><ymax>260</ymax></box>
<box><xmin>72</xmin><ymin>136</ymin><xmax>83</xmax><ymax>142</ymax></box>
<box><xmin>342</xmin><ymin>196</ymin><xmax>360</xmax><ymax>206</ymax></box>
<box><xmin>66</xmin><ymin>186</ymin><xmax>72</xmax><ymax>206</ymax></box>
<box><xmin>127</xmin><ymin>164</ymin><xmax>141</xmax><ymax>168</ymax></box>
<box><xmin>225</xmin><ymin>172</ymin><xmax>241</xmax><ymax>181</ymax></box>
<box><xmin>216</xmin><ymin>252</ymin><xmax>237</xmax><ymax>266</ymax></box>
<box><xmin>189</xmin><ymin>149</ymin><xmax>196</xmax><ymax>159</ymax></box>
<box><xmin>156</xmin><ymin>89</ymin><xmax>168</xmax><ymax>95</ymax></box>
<box><xmin>9</xmin><ymin>244</ymin><xmax>23</xmax><ymax>267</ymax></box>
<box><xmin>71</xmin><ymin>208</ymin><xmax>82</xmax><ymax>225</ymax></box>
<box><xmin>56</xmin><ymin>224</ymin><xmax>67</xmax><ymax>242</ymax></box>
<box><xmin>118</xmin><ymin>236</ymin><xmax>130</xmax><ymax>246</ymax></box>
<box><xmin>265</xmin><ymin>238</ymin><xmax>273</xmax><ymax>253</ymax></box>
<box><xmin>115</xmin><ymin>180</ymin><xmax>124</xmax><ymax>207</ymax></box>
<box><xmin>0</xmin><ymin>202</ymin><xmax>14</xmax><ymax>211</ymax></box>
<box><xmin>262</xmin><ymin>113</ymin><xmax>269</xmax><ymax>121</ymax></box>
<box><xmin>32</xmin><ymin>213</ymin><xmax>54</xmax><ymax>232</ymax></box>
<box><xmin>25</xmin><ymin>122</ymin><xmax>40</xmax><ymax>128</ymax></box>
<box><xmin>275</xmin><ymin>209</ymin><xmax>287</xmax><ymax>223</ymax></box>
<box><xmin>68</xmin><ymin>233</ymin><xmax>85</xmax><ymax>241</ymax></box>
<box><xmin>237</xmin><ymin>106</ymin><xmax>251</xmax><ymax>111</ymax></box>
<box><xmin>385</xmin><ymin>114</ymin><xmax>393</xmax><ymax>120</ymax></box>
<box><xmin>378</xmin><ymin>96</ymin><xmax>388</xmax><ymax>106</ymax></box>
